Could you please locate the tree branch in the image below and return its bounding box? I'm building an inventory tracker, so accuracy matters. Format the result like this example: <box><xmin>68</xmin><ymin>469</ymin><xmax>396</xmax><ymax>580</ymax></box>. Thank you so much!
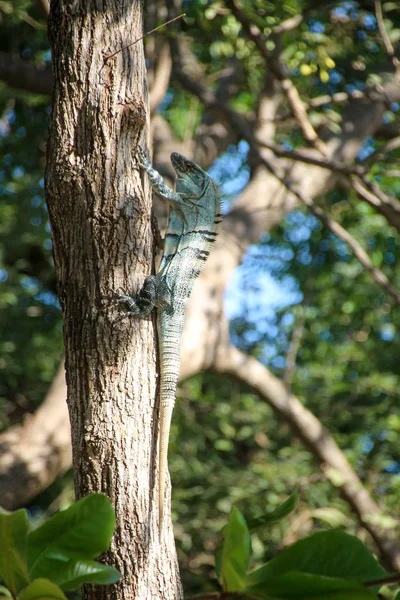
<box><xmin>0</xmin><ymin>362</ymin><xmax>71</xmax><ymax>509</ymax></box>
<box><xmin>37</xmin><ymin>0</ymin><xmax>50</xmax><ymax>18</ymax></box>
<box><xmin>224</xmin><ymin>0</ymin><xmax>327</xmax><ymax>155</ymax></box>
<box><xmin>298</xmin><ymin>192</ymin><xmax>400</xmax><ymax>304</ymax></box>
<box><xmin>256</xmin><ymin>139</ymin><xmax>365</xmax><ymax>176</ymax></box>
<box><xmin>256</xmin><ymin>138</ymin><xmax>400</xmax><ymax>234</ymax></box>
<box><xmin>174</xmin><ymin>66</ymin><xmax>400</xmax><ymax>306</ymax></box>
<box><xmin>350</xmin><ymin>176</ymin><xmax>400</xmax><ymax>232</ymax></box>
<box><xmin>149</xmin><ymin>43</ymin><xmax>172</xmax><ymax>114</ymax></box>
<box><xmin>362</xmin><ymin>136</ymin><xmax>400</xmax><ymax>166</ymax></box>
<box><xmin>375</xmin><ymin>0</ymin><xmax>400</xmax><ymax>77</ymax></box>
<box><xmin>213</xmin><ymin>342</ymin><xmax>400</xmax><ymax>570</ymax></box>
<box><xmin>0</xmin><ymin>53</ymin><xmax>52</xmax><ymax>96</ymax></box>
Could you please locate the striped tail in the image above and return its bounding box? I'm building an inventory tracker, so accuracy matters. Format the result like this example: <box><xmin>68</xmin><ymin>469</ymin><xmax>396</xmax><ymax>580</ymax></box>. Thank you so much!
<box><xmin>158</xmin><ymin>399</ymin><xmax>174</xmax><ymax>540</ymax></box>
<box><xmin>157</xmin><ymin>310</ymin><xmax>184</xmax><ymax>541</ymax></box>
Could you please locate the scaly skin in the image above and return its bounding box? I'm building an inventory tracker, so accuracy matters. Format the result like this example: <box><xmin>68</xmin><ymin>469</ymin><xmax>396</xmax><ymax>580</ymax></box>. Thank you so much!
<box><xmin>117</xmin><ymin>148</ymin><xmax>221</xmax><ymax>541</ymax></box>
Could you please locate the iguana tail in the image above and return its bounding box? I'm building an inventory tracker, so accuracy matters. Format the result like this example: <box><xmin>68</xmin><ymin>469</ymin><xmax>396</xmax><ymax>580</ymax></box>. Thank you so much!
<box><xmin>157</xmin><ymin>310</ymin><xmax>184</xmax><ymax>541</ymax></box>
<box><xmin>158</xmin><ymin>397</ymin><xmax>174</xmax><ymax>541</ymax></box>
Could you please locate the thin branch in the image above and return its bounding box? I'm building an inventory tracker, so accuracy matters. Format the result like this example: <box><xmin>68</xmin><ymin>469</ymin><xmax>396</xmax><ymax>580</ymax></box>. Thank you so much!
<box><xmin>351</xmin><ymin>176</ymin><xmax>400</xmax><ymax>232</ymax></box>
<box><xmin>273</xmin><ymin>14</ymin><xmax>303</xmax><ymax>34</ymax></box>
<box><xmin>22</xmin><ymin>13</ymin><xmax>45</xmax><ymax>30</ymax></box>
<box><xmin>103</xmin><ymin>13</ymin><xmax>186</xmax><ymax>63</ymax></box>
<box><xmin>284</xmin><ymin>86</ymin><xmax>397</xmax><ymax>116</ymax></box>
<box><xmin>256</xmin><ymin>138</ymin><xmax>400</xmax><ymax>233</ymax></box>
<box><xmin>263</xmin><ymin>91</ymin><xmax>368</xmax><ymax>122</ymax></box>
<box><xmin>256</xmin><ymin>139</ymin><xmax>365</xmax><ymax>176</ymax></box>
<box><xmin>377</xmin><ymin>121</ymin><xmax>400</xmax><ymax>139</ymax></box>
<box><xmin>310</xmin><ymin>90</ymin><xmax>365</xmax><ymax>107</ymax></box>
<box><xmin>262</xmin><ymin>88</ymin><xmax>399</xmax><ymax>128</ymax></box>
<box><xmin>224</xmin><ymin>0</ymin><xmax>327</xmax><ymax>156</ymax></box>
<box><xmin>298</xmin><ymin>193</ymin><xmax>400</xmax><ymax>305</ymax></box>
<box><xmin>375</xmin><ymin>0</ymin><xmax>400</xmax><ymax>76</ymax></box>
<box><xmin>361</xmin><ymin>136</ymin><xmax>400</xmax><ymax>166</ymax></box>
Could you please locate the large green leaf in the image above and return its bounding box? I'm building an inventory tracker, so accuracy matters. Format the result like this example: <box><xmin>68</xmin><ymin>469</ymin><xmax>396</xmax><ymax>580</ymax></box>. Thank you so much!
<box><xmin>27</xmin><ymin>494</ymin><xmax>115</xmax><ymax>581</ymax></box>
<box><xmin>246</xmin><ymin>571</ymin><xmax>377</xmax><ymax>600</ymax></box>
<box><xmin>0</xmin><ymin>508</ymin><xmax>30</xmax><ymax>596</ymax></box>
<box><xmin>50</xmin><ymin>560</ymin><xmax>120</xmax><ymax>591</ymax></box>
<box><xmin>220</xmin><ymin>507</ymin><xmax>251</xmax><ymax>592</ymax></box>
<box><xmin>17</xmin><ymin>579</ymin><xmax>67</xmax><ymax>600</ymax></box>
<box><xmin>248</xmin><ymin>492</ymin><xmax>298</xmax><ymax>531</ymax></box>
<box><xmin>247</xmin><ymin>531</ymin><xmax>386</xmax><ymax>587</ymax></box>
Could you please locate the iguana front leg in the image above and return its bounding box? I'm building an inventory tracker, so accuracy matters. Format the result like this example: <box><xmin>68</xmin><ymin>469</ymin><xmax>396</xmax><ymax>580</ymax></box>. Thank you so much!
<box><xmin>115</xmin><ymin>275</ymin><xmax>171</xmax><ymax>318</ymax></box>
<box><xmin>137</xmin><ymin>147</ymin><xmax>182</xmax><ymax>204</ymax></box>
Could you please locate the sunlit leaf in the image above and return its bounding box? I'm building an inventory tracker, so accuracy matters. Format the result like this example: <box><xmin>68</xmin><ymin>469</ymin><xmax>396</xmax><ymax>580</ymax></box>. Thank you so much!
<box><xmin>27</xmin><ymin>494</ymin><xmax>115</xmax><ymax>581</ymax></box>
<box><xmin>220</xmin><ymin>507</ymin><xmax>251</xmax><ymax>592</ymax></box>
<box><xmin>18</xmin><ymin>579</ymin><xmax>67</xmax><ymax>600</ymax></box>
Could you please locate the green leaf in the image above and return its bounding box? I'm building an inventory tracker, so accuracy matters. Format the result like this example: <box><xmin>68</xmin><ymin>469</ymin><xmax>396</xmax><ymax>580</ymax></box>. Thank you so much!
<box><xmin>248</xmin><ymin>492</ymin><xmax>298</xmax><ymax>530</ymax></box>
<box><xmin>17</xmin><ymin>579</ymin><xmax>67</xmax><ymax>600</ymax></box>
<box><xmin>220</xmin><ymin>507</ymin><xmax>251</xmax><ymax>592</ymax></box>
<box><xmin>51</xmin><ymin>560</ymin><xmax>120</xmax><ymax>591</ymax></box>
<box><xmin>246</xmin><ymin>571</ymin><xmax>377</xmax><ymax>600</ymax></box>
<box><xmin>27</xmin><ymin>494</ymin><xmax>115</xmax><ymax>582</ymax></box>
<box><xmin>247</xmin><ymin>531</ymin><xmax>386</xmax><ymax>587</ymax></box>
<box><xmin>0</xmin><ymin>507</ymin><xmax>30</xmax><ymax>596</ymax></box>
<box><xmin>0</xmin><ymin>586</ymin><xmax>13</xmax><ymax>600</ymax></box>
<box><xmin>215</xmin><ymin>544</ymin><xmax>223</xmax><ymax>582</ymax></box>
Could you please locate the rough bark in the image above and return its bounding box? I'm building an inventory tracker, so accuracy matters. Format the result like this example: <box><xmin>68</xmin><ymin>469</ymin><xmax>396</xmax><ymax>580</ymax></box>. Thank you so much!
<box><xmin>45</xmin><ymin>2</ymin><xmax>181</xmax><ymax>599</ymax></box>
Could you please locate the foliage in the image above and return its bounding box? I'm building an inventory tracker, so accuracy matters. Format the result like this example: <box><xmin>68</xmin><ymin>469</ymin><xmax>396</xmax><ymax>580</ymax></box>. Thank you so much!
<box><xmin>0</xmin><ymin>0</ymin><xmax>60</xmax><ymax>428</ymax></box>
<box><xmin>209</xmin><ymin>496</ymin><xmax>390</xmax><ymax>599</ymax></box>
<box><xmin>0</xmin><ymin>494</ymin><xmax>120</xmax><ymax>600</ymax></box>
<box><xmin>1</xmin><ymin>492</ymin><xmax>396</xmax><ymax>600</ymax></box>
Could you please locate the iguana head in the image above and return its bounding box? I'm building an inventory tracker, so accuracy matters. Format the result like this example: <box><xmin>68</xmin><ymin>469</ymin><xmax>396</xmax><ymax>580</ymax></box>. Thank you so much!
<box><xmin>171</xmin><ymin>152</ymin><xmax>210</xmax><ymax>197</ymax></box>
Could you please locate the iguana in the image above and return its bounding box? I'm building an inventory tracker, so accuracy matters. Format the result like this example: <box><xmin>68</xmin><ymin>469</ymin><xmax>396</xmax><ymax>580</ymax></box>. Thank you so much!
<box><xmin>116</xmin><ymin>148</ymin><xmax>221</xmax><ymax>540</ymax></box>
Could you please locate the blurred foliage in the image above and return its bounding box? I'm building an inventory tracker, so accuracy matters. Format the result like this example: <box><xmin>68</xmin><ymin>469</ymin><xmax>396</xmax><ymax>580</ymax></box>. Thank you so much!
<box><xmin>0</xmin><ymin>0</ymin><xmax>61</xmax><ymax>426</ymax></box>
<box><xmin>0</xmin><ymin>0</ymin><xmax>400</xmax><ymax>598</ymax></box>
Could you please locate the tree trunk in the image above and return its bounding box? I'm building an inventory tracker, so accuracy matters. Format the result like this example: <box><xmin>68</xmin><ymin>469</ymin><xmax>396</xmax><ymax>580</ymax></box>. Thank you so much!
<box><xmin>46</xmin><ymin>2</ymin><xmax>182</xmax><ymax>598</ymax></box>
